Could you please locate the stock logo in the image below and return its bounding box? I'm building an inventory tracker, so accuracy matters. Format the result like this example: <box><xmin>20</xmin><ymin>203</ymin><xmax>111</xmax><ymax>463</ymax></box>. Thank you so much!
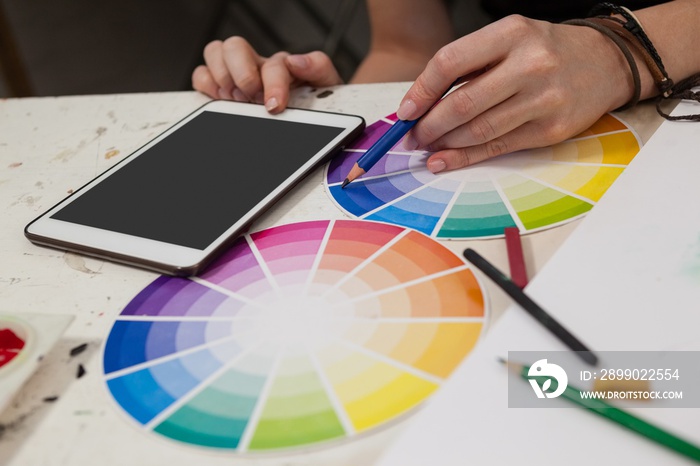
<box><xmin>527</xmin><ymin>359</ymin><xmax>568</xmax><ymax>398</ymax></box>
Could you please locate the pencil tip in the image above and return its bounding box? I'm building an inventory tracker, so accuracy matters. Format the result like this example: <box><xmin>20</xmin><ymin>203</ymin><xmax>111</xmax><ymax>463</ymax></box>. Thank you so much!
<box><xmin>341</xmin><ymin>178</ymin><xmax>350</xmax><ymax>189</ymax></box>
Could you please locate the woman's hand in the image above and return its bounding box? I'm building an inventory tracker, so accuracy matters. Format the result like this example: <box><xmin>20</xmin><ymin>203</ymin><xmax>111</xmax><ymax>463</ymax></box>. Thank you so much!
<box><xmin>192</xmin><ymin>36</ymin><xmax>343</xmax><ymax>113</ymax></box>
<box><xmin>396</xmin><ymin>15</ymin><xmax>639</xmax><ymax>173</ymax></box>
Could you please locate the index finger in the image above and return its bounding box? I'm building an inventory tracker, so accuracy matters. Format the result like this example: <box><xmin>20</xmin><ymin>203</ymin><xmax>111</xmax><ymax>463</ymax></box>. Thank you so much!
<box><xmin>260</xmin><ymin>52</ymin><xmax>294</xmax><ymax>113</ymax></box>
<box><xmin>396</xmin><ymin>18</ymin><xmax>516</xmax><ymax>121</ymax></box>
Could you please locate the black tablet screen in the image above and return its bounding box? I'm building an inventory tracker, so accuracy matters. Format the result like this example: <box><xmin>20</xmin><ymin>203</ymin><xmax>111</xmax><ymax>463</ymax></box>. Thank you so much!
<box><xmin>51</xmin><ymin>111</ymin><xmax>344</xmax><ymax>249</ymax></box>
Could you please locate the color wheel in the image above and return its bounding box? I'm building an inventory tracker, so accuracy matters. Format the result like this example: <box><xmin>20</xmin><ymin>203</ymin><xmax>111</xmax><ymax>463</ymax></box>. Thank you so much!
<box><xmin>103</xmin><ymin>219</ymin><xmax>486</xmax><ymax>452</ymax></box>
<box><xmin>325</xmin><ymin>113</ymin><xmax>641</xmax><ymax>238</ymax></box>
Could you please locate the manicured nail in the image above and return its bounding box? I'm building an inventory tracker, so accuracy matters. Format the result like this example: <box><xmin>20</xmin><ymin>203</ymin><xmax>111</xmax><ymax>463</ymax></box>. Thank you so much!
<box><xmin>265</xmin><ymin>97</ymin><xmax>279</xmax><ymax>112</ymax></box>
<box><xmin>428</xmin><ymin>159</ymin><xmax>446</xmax><ymax>173</ymax></box>
<box><xmin>396</xmin><ymin>99</ymin><xmax>417</xmax><ymax>121</ymax></box>
<box><xmin>287</xmin><ymin>54</ymin><xmax>308</xmax><ymax>69</ymax></box>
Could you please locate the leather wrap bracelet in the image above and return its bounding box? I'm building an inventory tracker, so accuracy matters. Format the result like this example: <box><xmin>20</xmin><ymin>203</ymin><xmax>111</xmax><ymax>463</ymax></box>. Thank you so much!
<box><xmin>562</xmin><ymin>18</ymin><xmax>641</xmax><ymax>111</ymax></box>
<box><xmin>590</xmin><ymin>2</ymin><xmax>673</xmax><ymax>97</ymax></box>
<box><xmin>567</xmin><ymin>2</ymin><xmax>700</xmax><ymax>121</ymax></box>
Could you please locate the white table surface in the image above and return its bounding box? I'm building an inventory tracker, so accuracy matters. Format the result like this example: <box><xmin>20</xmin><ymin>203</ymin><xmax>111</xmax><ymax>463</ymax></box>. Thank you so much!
<box><xmin>0</xmin><ymin>83</ymin><xmax>664</xmax><ymax>465</ymax></box>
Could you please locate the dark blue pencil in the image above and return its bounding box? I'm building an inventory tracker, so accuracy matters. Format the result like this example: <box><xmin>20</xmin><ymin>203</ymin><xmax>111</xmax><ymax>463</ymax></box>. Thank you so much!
<box><xmin>341</xmin><ymin>79</ymin><xmax>463</xmax><ymax>189</ymax></box>
<box><xmin>341</xmin><ymin>118</ymin><xmax>418</xmax><ymax>188</ymax></box>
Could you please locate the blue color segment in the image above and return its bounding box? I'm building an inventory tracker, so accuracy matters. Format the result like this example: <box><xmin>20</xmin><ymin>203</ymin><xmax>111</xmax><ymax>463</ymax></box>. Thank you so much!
<box><xmin>107</xmin><ymin>367</ymin><xmax>177</xmax><ymax>425</ymax></box>
<box><xmin>328</xmin><ymin>184</ymin><xmax>387</xmax><ymax>216</ymax></box>
<box><xmin>104</xmin><ymin>320</ymin><xmax>152</xmax><ymax>374</ymax></box>
<box><xmin>367</xmin><ymin>204</ymin><xmax>438</xmax><ymax>235</ymax></box>
<box><xmin>145</xmin><ymin>321</ymin><xmax>207</xmax><ymax>361</ymax></box>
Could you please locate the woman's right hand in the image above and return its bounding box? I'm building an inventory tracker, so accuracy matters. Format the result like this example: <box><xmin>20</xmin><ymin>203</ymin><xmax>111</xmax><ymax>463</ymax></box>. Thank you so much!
<box><xmin>192</xmin><ymin>36</ymin><xmax>343</xmax><ymax>113</ymax></box>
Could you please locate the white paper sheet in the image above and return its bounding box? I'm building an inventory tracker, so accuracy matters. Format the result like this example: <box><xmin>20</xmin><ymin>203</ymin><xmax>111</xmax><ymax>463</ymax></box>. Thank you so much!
<box><xmin>379</xmin><ymin>100</ymin><xmax>700</xmax><ymax>466</ymax></box>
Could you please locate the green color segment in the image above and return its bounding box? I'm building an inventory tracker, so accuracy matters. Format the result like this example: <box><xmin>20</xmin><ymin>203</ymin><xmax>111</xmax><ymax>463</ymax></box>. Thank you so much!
<box><xmin>439</xmin><ymin>190</ymin><xmax>516</xmax><ymax>237</ymax></box>
<box><xmin>154</xmin><ymin>404</ymin><xmax>248</xmax><ymax>449</ymax></box>
<box><xmin>154</xmin><ymin>367</ymin><xmax>267</xmax><ymax>449</ymax></box>
<box><xmin>248</xmin><ymin>356</ymin><xmax>345</xmax><ymax>450</ymax></box>
<box><xmin>249</xmin><ymin>410</ymin><xmax>345</xmax><ymax>450</ymax></box>
<box><xmin>501</xmin><ymin>176</ymin><xmax>592</xmax><ymax>229</ymax></box>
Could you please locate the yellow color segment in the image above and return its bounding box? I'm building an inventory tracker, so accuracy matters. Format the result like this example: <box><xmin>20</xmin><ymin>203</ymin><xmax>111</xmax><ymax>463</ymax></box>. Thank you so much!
<box><xmin>572</xmin><ymin>113</ymin><xmax>627</xmax><ymax>137</ymax></box>
<box><xmin>319</xmin><ymin>346</ymin><xmax>440</xmax><ymax>431</ymax></box>
<box><xmin>339</xmin><ymin>367</ymin><xmax>438</xmax><ymax>431</ymax></box>
<box><xmin>411</xmin><ymin>323</ymin><xmax>482</xmax><ymax>378</ymax></box>
<box><xmin>597</xmin><ymin>132</ymin><xmax>640</xmax><ymax>164</ymax></box>
<box><xmin>527</xmin><ymin>131</ymin><xmax>639</xmax><ymax>166</ymax></box>
<box><xmin>354</xmin><ymin>322</ymin><xmax>483</xmax><ymax>378</ymax></box>
<box><xmin>523</xmin><ymin>164</ymin><xmax>626</xmax><ymax>202</ymax></box>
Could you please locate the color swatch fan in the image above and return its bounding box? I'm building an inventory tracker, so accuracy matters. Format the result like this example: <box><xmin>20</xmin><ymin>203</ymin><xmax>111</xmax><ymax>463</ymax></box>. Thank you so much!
<box><xmin>326</xmin><ymin>113</ymin><xmax>641</xmax><ymax>238</ymax></box>
<box><xmin>103</xmin><ymin>219</ymin><xmax>486</xmax><ymax>452</ymax></box>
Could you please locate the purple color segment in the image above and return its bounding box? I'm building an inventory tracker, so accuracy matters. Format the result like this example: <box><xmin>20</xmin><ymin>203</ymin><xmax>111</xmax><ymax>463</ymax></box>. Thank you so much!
<box><xmin>326</xmin><ymin>114</ymin><xmax>428</xmax><ymax>184</ymax></box>
<box><xmin>350</xmin><ymin>119</ymin><xmax>392</xmax><ymax>150</ymax></box>
<box><xmin>121</xmin><ymin>276</ymin><xmax>187</xmax><ymax>316</ymax></box>
<box><xmin>365</xmin><ymin>171</ymin><xmax>425</xmax><ymax>203</ymax></box>
<box><xmin>200</xmin><ymin>237</ymin><xmax>272</xmax><ymax>297</ymax></box>
<box><xmin>328</xmin><ymin>119</ymin><xmax>400</xmax><ymax>183</ymax></box>
<box><xmin>327</xmin><ymin>150</ymin><xmax>363</xmax><ymax>184</ymax></box>
<box><xmin>364</xmin><ymin>153</ymin><xmax>427</xmax><ymax>179</ymax></box>
<box><xmin>122</xmin><ymin>276</ymin><xmax>223</xmax><ymax>317</ymax></box>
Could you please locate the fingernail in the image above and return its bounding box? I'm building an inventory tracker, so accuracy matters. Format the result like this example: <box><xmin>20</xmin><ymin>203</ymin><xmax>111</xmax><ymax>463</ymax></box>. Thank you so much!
<box><xmin>265</xmin><ymin>97</ymin><xmax>279</xmax><ymax>112</ymax></box>
<box><xmin>232</xmin><ymin>89</ymin><xmax>249</xmax><ymax>102</ymax></box>
<box><xmin>428</xmin><ymin>159</ymin><xmax>446</xmax><ymax>174</ymax></box>
<box><xmin>396</xmin><ymin>99</ymin><xmax>417</xmax><ymax>121</ymax></box>
<box><xmin>287</xmin><ymin>54</ymin><xmax>308</xmax><ymax>69</ymax></box>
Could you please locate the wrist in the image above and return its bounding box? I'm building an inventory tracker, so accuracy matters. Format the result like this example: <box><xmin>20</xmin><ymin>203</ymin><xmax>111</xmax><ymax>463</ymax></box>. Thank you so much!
<box><xmin>564</xmin><ymin>19</ymin><xmax>654</xmax><ymax>111</ymax></box>
<box><xmin>580</xmin><ymin>25</ymin><xmax>637</xmax><ymax>111</ymax></box>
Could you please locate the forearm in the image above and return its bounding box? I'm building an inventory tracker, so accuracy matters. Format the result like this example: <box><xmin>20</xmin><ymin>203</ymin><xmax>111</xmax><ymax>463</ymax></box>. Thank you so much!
<box><xmin>350</xmin><ymin>0</ymin><xmax>454</xmax><ymax>83</ymax></box>
<box><xmin>351</xmin><ymin>49</ymin><xmax>435</xmax><ymax>83</ymax></box>
<box><xmin>631</xmin><ymin>0</ymin><xmax>700</xmax><ymax>99</ymax></box>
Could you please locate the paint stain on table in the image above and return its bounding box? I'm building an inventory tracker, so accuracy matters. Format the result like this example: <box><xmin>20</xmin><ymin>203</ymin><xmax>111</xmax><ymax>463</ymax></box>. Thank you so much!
<box><xmin>104</xmin><ymin>149</ymin><xmax>120</xmax><ymax>160</ymax></box>
<box><xmin>63</xmin><ymin>253</ymin><xmax>101</xmax><ymax>275</ymax></box>
<box><xmin>0</xmin><ymin>328</ymin><xmax>25</xmax><ymax>368</ymax></box>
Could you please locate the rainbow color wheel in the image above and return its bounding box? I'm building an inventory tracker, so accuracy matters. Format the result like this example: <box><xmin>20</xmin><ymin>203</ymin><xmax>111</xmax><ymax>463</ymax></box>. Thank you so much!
<box><xmin>325</xmin><ymin>113</ymin><xmax>641</xmax><ymax>239</ymax></box>
<box><xmin>103</xmin><ymin>219</ymin><xmax>486</xmax><ymax>452</ymax></box>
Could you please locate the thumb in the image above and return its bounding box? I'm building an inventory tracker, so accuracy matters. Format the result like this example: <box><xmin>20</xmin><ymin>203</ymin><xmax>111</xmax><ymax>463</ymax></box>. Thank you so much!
<box><xmin>285</xmin><ymin>52</ymin><xmax>343</xmax><ymax>87</ymax></box>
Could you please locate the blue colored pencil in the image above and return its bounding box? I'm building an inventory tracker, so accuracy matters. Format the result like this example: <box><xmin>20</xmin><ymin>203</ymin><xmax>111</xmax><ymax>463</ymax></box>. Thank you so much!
<box><xmin>341</xmin><ymin>118</ymin><xmax>417</xmax><ymax>188</ymax></box>
<box><xmin>341</xmin><ymin>79</ymin><xmax>463</xmax><ymax>189</ymax></box>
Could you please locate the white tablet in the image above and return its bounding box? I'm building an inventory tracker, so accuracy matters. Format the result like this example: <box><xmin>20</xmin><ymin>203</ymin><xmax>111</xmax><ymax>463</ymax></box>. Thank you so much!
<box><xmin>25</xmin><ymin>100</ymin><xmax>365</xmax><ymax>276</ymax></box>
